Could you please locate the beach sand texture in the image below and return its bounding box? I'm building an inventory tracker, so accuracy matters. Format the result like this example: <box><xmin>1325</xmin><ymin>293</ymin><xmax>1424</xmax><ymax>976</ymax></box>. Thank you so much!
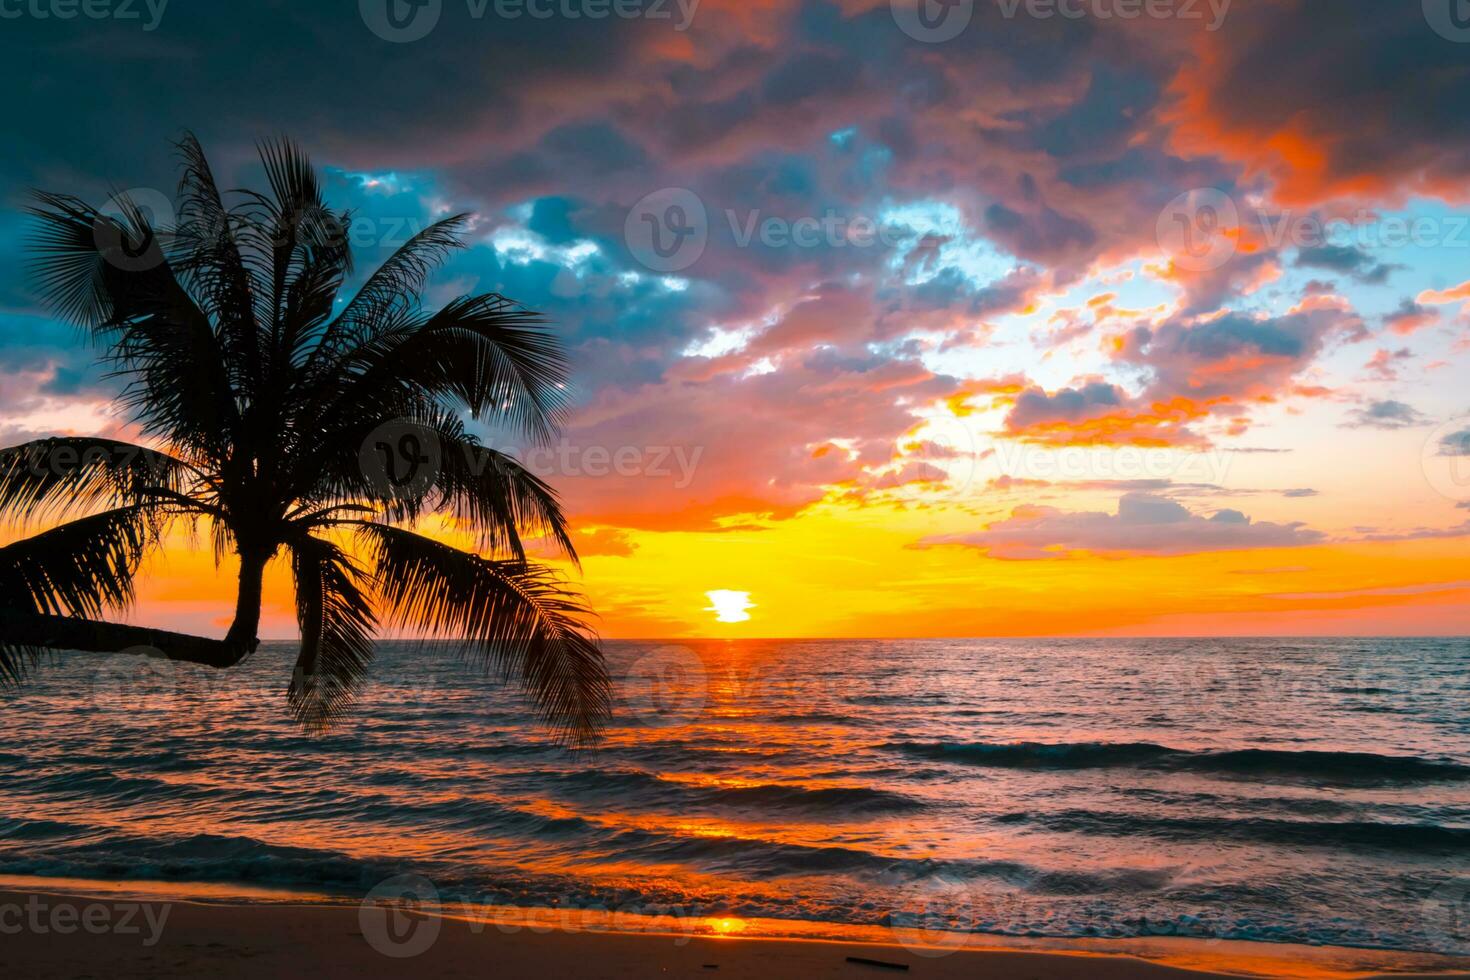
<box><xmin>3</xmin><ymin>885</ymin><xmax>1468</xmax><ymax>980</ymax></box>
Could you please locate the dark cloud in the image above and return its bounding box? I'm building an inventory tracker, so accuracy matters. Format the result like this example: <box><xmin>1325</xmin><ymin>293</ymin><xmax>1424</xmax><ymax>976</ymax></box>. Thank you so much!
<box><xmin>1342</xmin><ymin>400</ymin><xmax>1430</xmax><ymax>431</ymax></box>
<box><xmin>1167</xmin><ymin>0</ymin><xmax>1470</xmax><ymax>204</ymax></box>
<box><xmin>1294</xmin><ymin>244</ymin><xmax>1395</xmax><ymax>285</ymax></box>
<box><xmin>1007</xmin><ymin>381</ymin><xmax>1123</xmax><ymax>428</ymax></box>
<box><xmin>1382</xmin><ymin>299</ymin><xmax>1439</xmax><ymax>336</ymax></box>
<box><xmin>1437</xmin><ymin>428</ymin><xmax>1470</xmax><ymax>457</ymax></box>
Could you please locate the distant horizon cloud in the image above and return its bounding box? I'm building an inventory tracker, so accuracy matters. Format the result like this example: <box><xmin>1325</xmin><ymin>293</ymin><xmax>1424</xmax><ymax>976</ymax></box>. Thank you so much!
<box><xmin>921</xmin><ymin>493</ymin><xmax>1324</xmax><ymax>561</ymax></box>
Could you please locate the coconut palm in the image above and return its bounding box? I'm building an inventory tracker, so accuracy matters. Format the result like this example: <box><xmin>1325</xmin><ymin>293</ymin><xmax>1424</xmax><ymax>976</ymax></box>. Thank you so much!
<box><xmin>0</xmin><ymin>134</ymin><xmax>609</xmax><ymax>741</ymax></box>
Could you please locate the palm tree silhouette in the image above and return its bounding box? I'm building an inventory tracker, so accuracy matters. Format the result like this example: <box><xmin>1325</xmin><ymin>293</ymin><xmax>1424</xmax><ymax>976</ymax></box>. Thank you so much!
<box><xmin>0</xmin><ymin>135</ymin><xmax>609</xmax><ymax>740</ymax></box>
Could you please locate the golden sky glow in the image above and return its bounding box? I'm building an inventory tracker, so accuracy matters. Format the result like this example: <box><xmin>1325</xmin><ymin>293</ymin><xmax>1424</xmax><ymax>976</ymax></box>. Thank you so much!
<box><xmin>4</xmin><ymin>2</ymin><xmax>1470</xmax><ymax>641</ymax></box>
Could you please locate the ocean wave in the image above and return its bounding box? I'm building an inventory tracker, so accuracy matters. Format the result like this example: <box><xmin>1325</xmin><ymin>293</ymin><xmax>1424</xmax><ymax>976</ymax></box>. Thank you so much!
<box><xmin>8</xmin><ymin>767</ymin><xmax>224</xmax><ymax>804</ymax></box>
<box><xmin>884</xmin><ymin>740</ymin><xmax>1470</xmax><ymax>783</ymax></box>
<box><xmin>594</xmin><ymin>825</ymin><xmax>1168</xmax><ymax>893</ymax></box>
<box><xmin>541</xmin><ymin>768</ymin><xmax>927</xmax><ymax>815</ymax></box>
<box><xmin>0</xmin><ymin>831</ymin><xmax>407</xmax><ymax>893</ymax></box>
<box><xmin>1004</xmin><ymin>809</ymin><xmax>1470</xmax><ymax>853</ymax></box>
<box><xmin>767</xmin><ymin>712</ymin><xmax>856</xmax><ymax>725</ymax></box>
<box><xmin>884</xmin><ymin>740</ymin><xmax>1178</xmax><ymax>769</ymax></box>
<box><xmin>7</xmin><ymin>636</ymin><xmax>1469</xmax><ymax>957</ymax></box>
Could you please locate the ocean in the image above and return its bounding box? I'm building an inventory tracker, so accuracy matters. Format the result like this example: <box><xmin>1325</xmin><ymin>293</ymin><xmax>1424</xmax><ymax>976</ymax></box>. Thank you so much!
<box><xmin>2</xmin><ymin>637</ymin><xmax>1467</xmax><ymax>954</ymax></box>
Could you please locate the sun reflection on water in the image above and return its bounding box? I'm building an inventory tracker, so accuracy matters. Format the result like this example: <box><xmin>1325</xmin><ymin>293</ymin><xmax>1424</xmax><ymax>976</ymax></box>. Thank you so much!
<box><xmin>707</xmin><ymin>916</ymin><xmax>748</xmax><ymax>936</ymax></box>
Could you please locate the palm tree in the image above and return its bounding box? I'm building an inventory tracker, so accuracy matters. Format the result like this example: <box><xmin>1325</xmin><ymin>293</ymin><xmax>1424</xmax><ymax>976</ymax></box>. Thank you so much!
<box><xmin>0</xmin><ymin>134</ymin><xmax>609</xmax><ymax>741</ymax></box>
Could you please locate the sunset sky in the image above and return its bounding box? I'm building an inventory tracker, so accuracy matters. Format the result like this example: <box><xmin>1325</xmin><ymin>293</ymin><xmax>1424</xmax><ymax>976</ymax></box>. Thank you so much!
<box><xmin>2</xmin><ymin>0</ymin><xmax>1468</xmax><ymax>638</ymax></box>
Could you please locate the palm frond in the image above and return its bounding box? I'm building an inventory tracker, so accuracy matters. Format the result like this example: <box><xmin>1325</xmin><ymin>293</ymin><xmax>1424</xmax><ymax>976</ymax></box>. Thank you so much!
<box><xmin>26</xmin><ymin>191</ymin><xmax>242</xmax><ymax>460</ymax></box>
<box><xmin>18</xmin><ymin>137</ymin><xmax>600</xmax><ymax>741</ymax></box>
<box><xmin>26</xmin><ymin>190</ymin><xmax>166</xmax><ymax>328</ymax></box>
<box><xmin>431</xmin><ymin>425</ymin><xmax>578</xmax><ymax>563</ymax></box>
<box><xmin>357</xmin><ymin>523</ymin><xmax>608</xmax><ymax>745</ymax></box>
<box><xmin>317</xmin><ymin>295</ymin><xmax>570</xmax><ymax>445</ymax></box>
<box><xmin>173</xmin><ymin>131</ymin><xmax>264</xmax><ymax>396</ymax></box>
<box><xmin>414</xmin><ymin>295</ymin><xmax>571</xmax><ymax>441</ymax></box>
<box><xmin>286</xmin><ymin>532</ymin><xmax>377</xmax><ymax>732</ymax></box>
<box><xmin>0</xmin><ymin>507</ymin><xmax>156</xmax><ymax>683</ymax></box>
<box><xmin>313</xmin><ymin>213</ymin><xmax>469</xmax><ymax>367</ymax></box>
<box><xmin>289</xmin><ymin>408</ymin><xmax>576</xmax><ymax>561</ymax></box>
<box><xmin>258</xmin><ymin>139</ymin><xmax>345</xmax><ymax>306</ymax></box>
<box><xmin>0</xmin><ymin>438</ymin><xmax>199</xmax><ymax>528</ymax></box>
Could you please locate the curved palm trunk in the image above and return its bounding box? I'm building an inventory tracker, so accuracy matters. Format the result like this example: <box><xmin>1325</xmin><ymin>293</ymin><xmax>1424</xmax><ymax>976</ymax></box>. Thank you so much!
<box><xmin>222</xmin><ymin>548</ymin><xmax>269</xmax><ymax>655</ymax></box>
<box><xmin>0</xmin><ymin>614</ymin><xmax>244</xmax><ymax>667</ymax></box>
<box><xmin>2</xmin><ymin>550</ymin><xmax>270</xmax><ymax>669</ymax></box>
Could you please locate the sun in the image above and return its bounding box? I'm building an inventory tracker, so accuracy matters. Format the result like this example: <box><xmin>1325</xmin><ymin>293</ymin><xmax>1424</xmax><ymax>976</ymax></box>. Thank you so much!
<box><xmin>705</xmin><ymin>590</ymin><xmax>754</xmax><ymax>623</ymax></box>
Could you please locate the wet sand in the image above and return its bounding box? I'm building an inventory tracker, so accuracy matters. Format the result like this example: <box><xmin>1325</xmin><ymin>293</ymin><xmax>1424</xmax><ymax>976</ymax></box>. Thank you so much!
<box><xmin>2</xmin><ymin>880</ymin><xmax>1468</xmax><ymax>979</ymax></box>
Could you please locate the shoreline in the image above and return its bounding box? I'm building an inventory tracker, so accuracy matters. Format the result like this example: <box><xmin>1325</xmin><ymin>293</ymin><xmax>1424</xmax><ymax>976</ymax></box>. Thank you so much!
<box><xmin>3</xmin><ymin>876</ymin><xmax>1467</xmax><ymax>979</ymax></box>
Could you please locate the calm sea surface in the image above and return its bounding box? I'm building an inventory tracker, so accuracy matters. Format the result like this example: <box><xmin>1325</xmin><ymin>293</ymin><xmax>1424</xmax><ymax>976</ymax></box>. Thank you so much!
<box><xmin>3</xmin><ymin>637</ymin><xmax>1468</xmax><ymax>953</ymax></box>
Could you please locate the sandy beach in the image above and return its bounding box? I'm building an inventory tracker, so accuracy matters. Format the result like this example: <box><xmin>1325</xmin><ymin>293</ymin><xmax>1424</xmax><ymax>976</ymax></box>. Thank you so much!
<box><xmin>3</xmin><ymin>881</ymin><xmax>1468</xmax><ymax>980</ymax></box>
